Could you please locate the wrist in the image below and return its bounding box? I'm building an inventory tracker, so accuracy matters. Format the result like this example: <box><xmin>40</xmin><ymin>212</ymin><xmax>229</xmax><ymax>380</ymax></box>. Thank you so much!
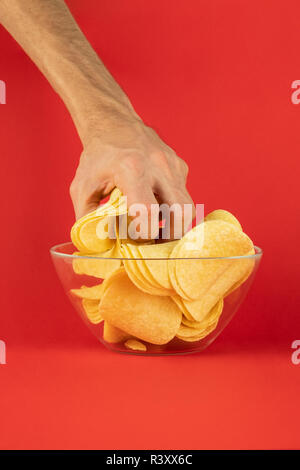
<box><xmin>74</xmin><ymin>91</ymin><xmax>140</xmax><ymax>144</ymax></box>
<box><xmin>79</xmin><ymin>98</ymin><xmax>143</xmax><ymax>147</ymax></box>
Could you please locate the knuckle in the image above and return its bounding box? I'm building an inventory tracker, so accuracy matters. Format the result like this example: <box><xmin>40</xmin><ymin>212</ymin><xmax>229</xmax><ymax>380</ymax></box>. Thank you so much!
<box><xmin>179</xmin><ymin>158</ymin><xmax>189</xmax><ymax>177</ymax></box>
<box><xmin>151</xmin><ymin>150</ymin><xmax>176</xmax><ymax>180</ymax></box>
<box><xmin>119</xmin><ymin>153</ymin><xmax>146</xmax><ymax>178</ymax></box>
<box><xmin>69</xmin><ymin>180</ymin><xmax>77</xmax><ymax>199</ymax></box>
<box><xmin>170</xmin><ymin>186</ymin><xmax>195</xmax><ymax>210</ymax></box>
<box><xmin>152</xmin><ymin>149</ymin><xmax>169</xmax><ymax>164</ymax></box>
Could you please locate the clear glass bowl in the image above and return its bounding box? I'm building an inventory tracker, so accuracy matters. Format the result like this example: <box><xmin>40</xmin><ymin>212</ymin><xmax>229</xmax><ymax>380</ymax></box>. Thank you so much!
<box><xmin>50</xmin><ymin>242</ymin><xmax>262</xmax><ymax>356</ymax></box>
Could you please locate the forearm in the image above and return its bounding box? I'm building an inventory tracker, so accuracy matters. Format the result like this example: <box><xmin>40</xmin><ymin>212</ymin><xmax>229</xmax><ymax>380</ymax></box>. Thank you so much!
<box><xmin>0</xmin><ymin>0</ymin><xmax>193</xmax><ymax>223</ymax></box>
<box><xmin>0</xmin><ymin>0</ymin><xmax>138</xmax><ymax>144</ymax></box>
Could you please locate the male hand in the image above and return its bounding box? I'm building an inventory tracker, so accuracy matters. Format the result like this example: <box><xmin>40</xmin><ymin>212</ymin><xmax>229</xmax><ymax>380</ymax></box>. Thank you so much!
<box><xmin>0</xmin><ymin>0</ymin><xmax>195</xmax><ymax>238</ymax></box>
<box><xmin>70</xmin><ymin>113</ymin><xmax>194</xmax><ymax>238</ymax></box>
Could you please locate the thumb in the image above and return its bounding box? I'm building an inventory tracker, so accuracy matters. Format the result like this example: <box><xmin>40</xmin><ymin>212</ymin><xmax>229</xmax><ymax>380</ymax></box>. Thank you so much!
<box><xmin>73</xmin><ymin>193</ymin><xmax>101</xmax><ymax>220</ymax></box>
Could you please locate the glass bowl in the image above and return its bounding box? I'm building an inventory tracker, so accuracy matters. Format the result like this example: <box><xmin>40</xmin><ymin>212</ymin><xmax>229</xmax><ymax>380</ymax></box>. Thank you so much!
<box><xmin>50</xmin><ymin>242</ymin><xmax>262</xmax><ymax>356</ymax></box>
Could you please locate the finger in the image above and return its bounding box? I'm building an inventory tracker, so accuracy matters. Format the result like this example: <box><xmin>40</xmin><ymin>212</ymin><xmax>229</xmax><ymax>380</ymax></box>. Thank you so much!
<box><xmin>71</xmin><ymin>186</ymin><xmax>102</xmax><ymax>220</ymax></box>
<box><xmin>115</xmin><ymin>174</ymin><xmax>159</xmax><ymax>240</ymax></box>
<box><xmin>155</xmin><ymin>183</ymin><xmax>195</xmax><ymax>240</ymax></box>
<box><xmin>75</xmin><ymin>200</ymin><xmax>99</xmax><ymax>220</ymax></box>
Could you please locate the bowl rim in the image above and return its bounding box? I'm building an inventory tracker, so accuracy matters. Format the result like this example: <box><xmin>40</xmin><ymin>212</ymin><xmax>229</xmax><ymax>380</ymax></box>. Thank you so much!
<box><xmin>50</xmin><ymin>242</ymin><xmax>263</xmax><ymax>261</ymax></box>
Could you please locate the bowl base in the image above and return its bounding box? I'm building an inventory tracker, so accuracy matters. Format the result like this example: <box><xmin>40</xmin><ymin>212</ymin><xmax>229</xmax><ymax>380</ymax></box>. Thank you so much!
<box><xmin>100</xmin><ymin>336</ymin><xmax>217</xmax><ymax>356</ymax></box>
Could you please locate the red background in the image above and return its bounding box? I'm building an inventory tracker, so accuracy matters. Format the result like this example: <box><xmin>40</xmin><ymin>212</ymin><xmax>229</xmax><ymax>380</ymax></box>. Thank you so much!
<box><xmin>0</xmin><ymin>0</ymin><xmax>299</xmax><ymax>450</ymax></box>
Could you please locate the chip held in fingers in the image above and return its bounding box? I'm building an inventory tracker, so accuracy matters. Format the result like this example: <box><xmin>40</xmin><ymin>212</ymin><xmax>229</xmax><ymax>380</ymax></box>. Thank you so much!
<box><xmin>72</xmin><ymin>244</ymin><xmax>122</xmax><ymax>279</ymax></box>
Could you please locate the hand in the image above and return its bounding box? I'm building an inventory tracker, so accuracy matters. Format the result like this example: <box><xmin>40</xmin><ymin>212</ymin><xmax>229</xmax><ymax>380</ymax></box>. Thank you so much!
<box><xmin>70</xmin><ymin>113</ymin><xmax>195</xmax><ymax>239</ymax></box>
<box><xmin>0</xmin><ymin>0</ymin><xmax>194</xmax><ymax>239</ymax></box>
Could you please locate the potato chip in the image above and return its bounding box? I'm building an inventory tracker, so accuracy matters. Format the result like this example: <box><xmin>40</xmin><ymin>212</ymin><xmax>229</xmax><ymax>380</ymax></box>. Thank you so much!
<box><xmin>101</xmin><ymin>266</ymin><xmax>124</xmax><ymax>292</ymax></box>
<box><xmin>177</xmin><ymin>324</ymin><xmax>207</xmax><ymax>337</ymax></box>
<box><xmin>181</xmin><ymin>298</ymin><xmax>223</xmax><ymax>329</ymax></box>
<box><xmin>103</xmin><ymin>321</ymin><xmax>131</xmax><ymax>343</ymax></box>
<box><xmin>168</xmin><ymin>243</ymin><xmax>193</xmax><ymax>301</ymax></box>
<box><xmin>71</xmin><ymin>221</ymin><xmax>87</xmax><ymax>252</ymax></box>
<box><xmin>107</xmin><ymin>187</ymin><xmax>123</xmax><ymax>206</ymax></box>
<box><xmin>127</xmin><ymin>244</ymin><xmax>175</xmax><ymax>295</ymax></box>
<box><xmin>122</xmin><ymin>259</ymin><xmax>152</xmax><ymax>293</ymax></box>
<box><xmin>71</xmin><ymin>210</ymin><xmax>102</xmax><ymax>252</ymax></box>
<box><xmin>78</xmin><ymin>217</ymin><xmax>115</xmax><ymax>253</ymax></box>
<box><xmin>205</xmin><ymin>209</ymin><xmax>242</xmax><ymax>231</ymax></box>
<box><xmin>70</xmin><ymin>283</ymin><xmax>104</xmax><ymax>300</ymax></box>
<box><xmin>181</xmin><ymin>255</ymin><xmax>253</xmax><ymax>321</ymax></box>
<box><xmin>171</xmin><ymin>295</ymin><xmax>194</xmax><ymax>321</ymax></box>
<box><xmin>71</xmin><ymin>187</ymin><xmax>127</xmax><ymax>253</ymax></box>
<box><xmin>125</xmin><ymin>244</ymin><xmax>163</xmax><ymax>290</ymax></box>
<box><xmin>116</xmin><ymin>215</ymin><xmax>154</xmax><ymax>248</ymax></box>
<box><xmin>224</xmin><ymin>262</ymin><xmax>254</xmax><ymax>297</ymax></box>
<box><xmin>123</xmin><ymin>258</ymin><xmax>171</xmax><ymax>296</ymax></box>
<box><xmin>176</xmin><ymin>320</ymin><xmax>218</xmax><ymax>342</ymax></box>
<box><xmin>73</xmin><ymin>244</ymin><xmax>122</xmax><ymax>279</ymax></box>
<box><xmin>121</xmin><ymin>244</ymin><xmax>171</xmax><ymax>296</ymax></box>
<box><xmin>174</xmin><ymin>220</ymin><xmax>254</xmax><ymax>301</ymax></box>
<box><xmin>136</xmin><ymin>241</ymin><xmax>178</xmax><ymax>290</ymax></box>
<box><xmin>124</xmin><ymin>339</ymin><xmax>147</xmax><ymax>352</ymax></box>
<box><xmin>99</xmin><ymin>268</ymin><xmax>182</xmax><ymax>344</ymax></box>
<box><xmin>98</xmin><ymin>198</ymin><xmax>128</xmax><ymax>217</ymax></box>
<box><xmin>82</xmin><ymin>298</ymin><xmax>103</xmax><ymax>324</ymax></box>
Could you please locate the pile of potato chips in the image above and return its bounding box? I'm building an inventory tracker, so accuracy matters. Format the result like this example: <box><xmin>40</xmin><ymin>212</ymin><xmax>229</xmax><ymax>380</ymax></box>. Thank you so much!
<box><xmin>70</xmin><ymin>189</ymin><xmax>255</xmax><ymax>352</ymax></box>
